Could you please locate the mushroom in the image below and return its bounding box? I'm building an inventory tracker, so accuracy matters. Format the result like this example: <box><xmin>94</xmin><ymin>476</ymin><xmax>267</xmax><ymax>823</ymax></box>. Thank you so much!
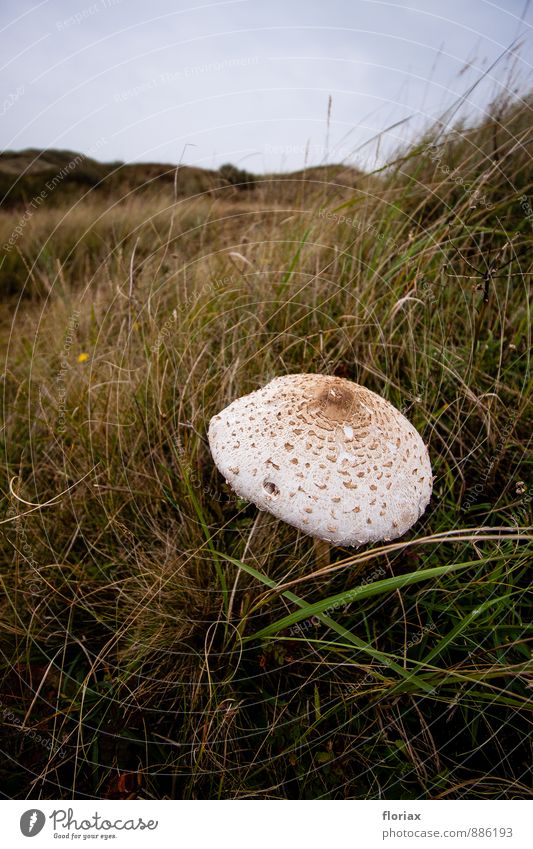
<box><xmin>208</xmin><ymin>374</ymin><xmax>433</xmax><ymax>547</ymax></box>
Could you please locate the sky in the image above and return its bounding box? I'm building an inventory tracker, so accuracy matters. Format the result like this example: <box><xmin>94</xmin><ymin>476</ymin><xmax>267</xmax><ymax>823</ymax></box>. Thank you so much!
<box><xmin>1</xmin><ymin>0</ymin><xmax>532</xmax><ymax>172</ymax></box>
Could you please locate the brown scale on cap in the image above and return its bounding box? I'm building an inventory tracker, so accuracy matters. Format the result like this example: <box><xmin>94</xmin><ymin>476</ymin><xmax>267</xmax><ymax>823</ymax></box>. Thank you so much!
<box><xmin>308</xmin><ymin>378</ymin><xmax>371</xmax><ymax>426</ymax></box>
<box><xmin>208</xmin><ymin>374</ymin><xmax>433</xmax><ymax>547</ymax></box>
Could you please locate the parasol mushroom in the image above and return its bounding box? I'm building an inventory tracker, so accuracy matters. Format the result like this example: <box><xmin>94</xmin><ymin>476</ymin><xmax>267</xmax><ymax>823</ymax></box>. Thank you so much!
<box><xmin>208</xmin><ymin>374</ymin><xmax>433</xmax><ymax>547</ymax></box>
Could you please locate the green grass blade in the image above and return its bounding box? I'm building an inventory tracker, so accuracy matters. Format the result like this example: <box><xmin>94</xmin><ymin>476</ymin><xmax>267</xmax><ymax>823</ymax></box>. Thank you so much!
<box><xmin>217</xmin><ymin>551</ymin><xmax>444</xmax><ymax>692</ymax></box>
<box><xmin>248</xmin><ymin>560</ymin><xmax>477</xmax><ymax>640</ymax></box>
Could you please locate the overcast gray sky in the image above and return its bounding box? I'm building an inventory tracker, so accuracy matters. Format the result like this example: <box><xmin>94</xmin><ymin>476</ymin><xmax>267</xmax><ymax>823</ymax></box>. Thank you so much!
<box><xmin>1</xmin><ymin>0</ymin><xmax>532</xmax><ymax>171</ymax></box>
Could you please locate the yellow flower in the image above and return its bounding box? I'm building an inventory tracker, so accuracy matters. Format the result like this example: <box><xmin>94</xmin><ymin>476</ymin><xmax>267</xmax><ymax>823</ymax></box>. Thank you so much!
<box><xmin>77</xmin><ymin>352</ymin><xmax>90</xmax><ymax>363</ymax></box>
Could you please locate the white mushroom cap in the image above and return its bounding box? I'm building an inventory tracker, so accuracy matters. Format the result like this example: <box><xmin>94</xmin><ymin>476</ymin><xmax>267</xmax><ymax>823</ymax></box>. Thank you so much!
<box><xmin>208</xmin><ymin>374</ymin><xmax>433</xmax><ymax>547</ymax></box>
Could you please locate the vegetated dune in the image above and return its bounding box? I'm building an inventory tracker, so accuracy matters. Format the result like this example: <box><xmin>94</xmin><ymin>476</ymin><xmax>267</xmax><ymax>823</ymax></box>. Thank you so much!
<box><xmin>0</xmin><ymin>150</ymin><xmax>365</xmax><ymax>297</ymax></box>
<box><xmin>0</xmin><ymin>147</ymin><xmax>363</xmax><ymax>209</ymax></box>
<box><xmin>0</xmin><ymin>148</ymin><xmax>227</xmax><ymax>206</ymax></box>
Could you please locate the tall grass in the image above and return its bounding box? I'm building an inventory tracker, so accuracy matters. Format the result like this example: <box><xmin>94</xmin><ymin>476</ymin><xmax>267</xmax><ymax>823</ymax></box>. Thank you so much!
<box><xmin>0</xmin><ymin>93</ymin><xmax>531</xmax><ymax>799</ymax></box>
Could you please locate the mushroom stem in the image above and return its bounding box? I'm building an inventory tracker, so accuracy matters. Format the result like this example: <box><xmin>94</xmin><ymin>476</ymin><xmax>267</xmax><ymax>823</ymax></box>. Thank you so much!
<box><xmin>313</xmin><ymin>537</ymin><xmax>331</xmax><ymax>569</ymax></box>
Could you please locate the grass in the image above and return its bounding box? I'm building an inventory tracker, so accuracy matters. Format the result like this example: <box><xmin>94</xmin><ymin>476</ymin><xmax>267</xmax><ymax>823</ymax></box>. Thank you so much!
<box><xmin>0</xmin><ymin>91</ymin><xmax>532</xmax><ymax>800</ymax></box>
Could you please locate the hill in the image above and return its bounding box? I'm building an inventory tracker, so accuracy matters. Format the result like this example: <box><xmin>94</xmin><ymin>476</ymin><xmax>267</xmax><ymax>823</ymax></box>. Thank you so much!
<box><xmin>0</xmin><ymin>148</ymin><xmax>363</xmax><ymax>209</ymax></box>
<box><xmin>0</xmin><ymin>148</ymin><xmax>227</xmax><ymax>207</ymax></box>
